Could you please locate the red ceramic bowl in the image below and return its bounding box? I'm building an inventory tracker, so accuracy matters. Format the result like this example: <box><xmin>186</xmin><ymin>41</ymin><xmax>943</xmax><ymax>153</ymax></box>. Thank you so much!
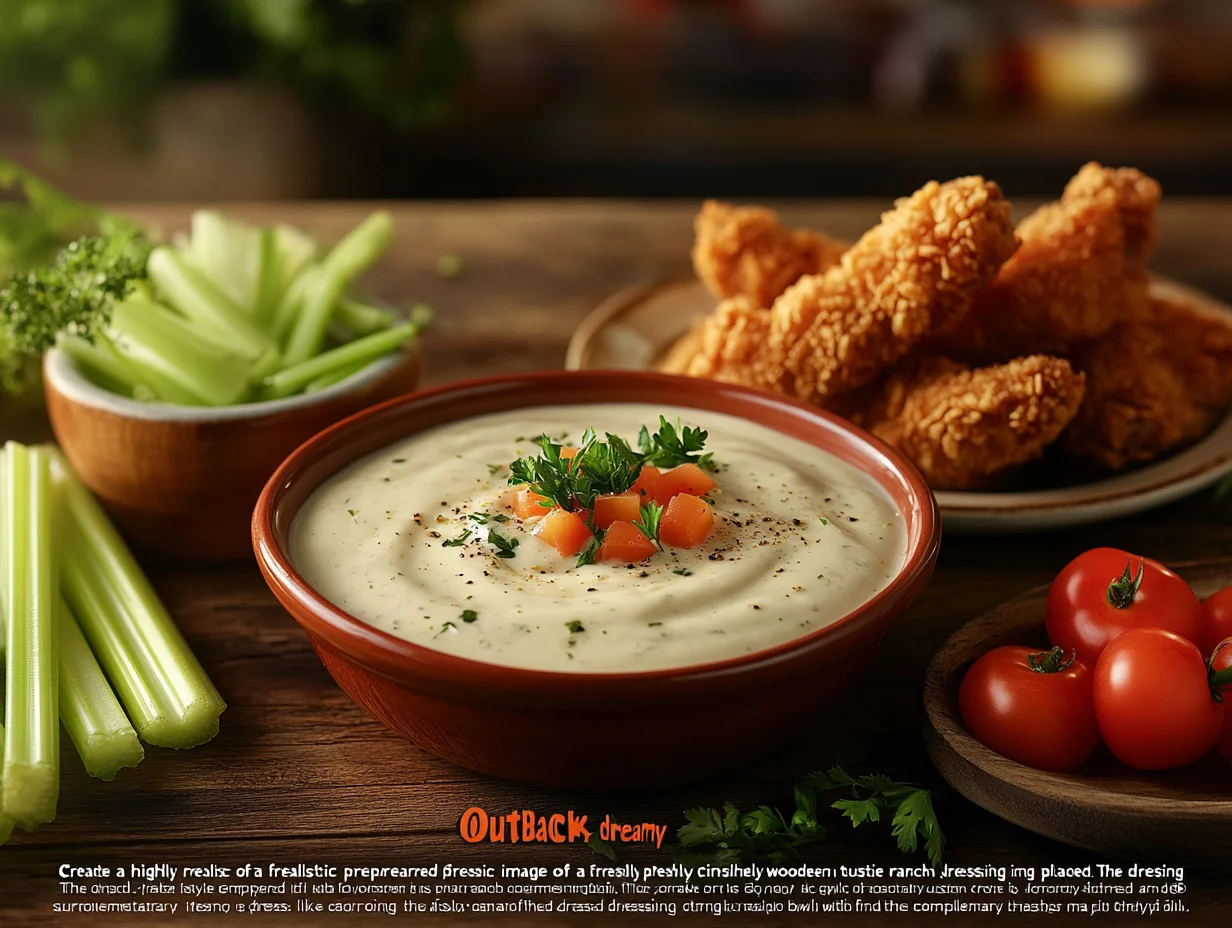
<box><xmin>253</xmin><ymin>371</ymin><xmax>940</xmax><ymax>788</ymax></box>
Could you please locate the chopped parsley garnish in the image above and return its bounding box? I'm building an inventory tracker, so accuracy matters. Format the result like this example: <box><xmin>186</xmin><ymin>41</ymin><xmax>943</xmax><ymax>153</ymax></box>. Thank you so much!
<box><xmin>436</xmin><ymin>621</ymin><xmax>457</xmax><ymax>636</ymax></box>
<box><xmin>633</xmin><ymin>501</ymin><xmax>664</xmax><ymax>547</ymax></box>
<box><xmin>392</xmin><ymin>458</ymin><xmax>406</xmax><ymax>463</ymax></box>
<box><xmin>672</xmin><ymin>568</ymin><xmax>693</xmax><ymax>577</ymax></box>
<box><xmin>460</xmin><ymin>609</ymin><xmax>479</xmax><ymax>623</ymax></box>
<box><xmin>638</xmin><ymin>416</ymin><xmax>717</xmax><ymax>472</ymax></box>
<box><xmin>346</xmin><ymin>508</ymin><xmax>357</xmax><ymax>517</ymax></box>
<box><xmin>575</xmin><ymin>536</ymin><xmax>601</xmax><ymax>568</ymax></box>
<box><xmin>486</xmin><ymin>463</ymin><xmax>504</xmax><ymax>476</ymax></box>
<box><xmin>565</xmin><ymin>620</ymin><xmax>585</xmax><ymax>634</ymax></box>
<box><xmin>508</xmin><ymin>430</ymin><xmax>642</xmax><ymax>512</ymax></box>
<box><xmin>820</xmin><ymin>518</ymin><xmax>829</xmax><ymax>526</ymax></box>
<box><xmin>442</xmin><ymin>529</ymin><xmax>471</xmax><ymax>547</ymax></box>
<box><xmin>467</xmin><ymin>511</ymin><xmax>509</xmax><ymax>525</ymax></box>
<box><xmin>489</xmin><ymin>530</ymin><xmax>519</xmax><ymax>559</ymax></box>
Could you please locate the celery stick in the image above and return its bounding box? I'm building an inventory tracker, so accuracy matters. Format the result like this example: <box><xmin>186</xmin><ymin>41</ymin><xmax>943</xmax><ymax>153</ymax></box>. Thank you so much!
<box><xmin>3</xmin><ymin>442</ymin><xmax>59</xmax><ymax>829</ymax></box>
<box><xmin>261</xmin><ymin>322</ymin><xmax>419</xmax><ymax>400</ymax></box>
<box><xmin>50</xmin><ymin>450</ymin><xmax>225</xmax><ymax>748</ymax></box>
<box><xmin>303</xmin><ymin>358</ymin><xmax>370</xmax><ymax>393</ymax></box>
<box><xmin>59</xmin><ymin>596</ymin><xmax>143</xmax><ymax>780</ymax></box>
<box><xmin>281</xmin><ymin>211</ymin><xmax>393</xmax><ymax>366</ymax></box>
<box><xmin>254</xmin><ymin>225</ymin><xmax>316</xmax><ymax>328</ymax></box>
<box><xmin>57</xmin><ymin>335</ymin><xmax>145</xmax><ymax>398</ymax></box>
<box><xmin>108</xmin><ymin>297</ymin><xmax>251</xmax><ymax>406</ymax></box>
<box><xmin>147</xmin><ymin>247</ymin><xmax>273</xmax><ymax>360</ymax></box>
<box><xmin>335</xmin><ymin>298</ymin><xmax>396</xmax><ymax>336</ymax></box>
<box><xmin>184</xmin><ymin>210</ymin><xmax>261</xmax><ymax>311</ymax></box>
<box><xmin>0</xmin><ymin>723</ymin><xmax>14</xmax><ymax>845</ymax></box>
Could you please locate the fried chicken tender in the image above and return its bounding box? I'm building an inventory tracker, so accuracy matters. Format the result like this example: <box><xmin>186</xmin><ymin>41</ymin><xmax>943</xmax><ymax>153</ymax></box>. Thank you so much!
<box><xmin>936</xmin><ymin>163</ymin><xmax>1161</xmax><ymax>361</ymax></box>
<box><xmin>691</xmin><ymin>200</ymin><xmax>848</xmax><ymax>308</ymax></box>
<box><xmin>838</xmin><ymin>355</ymin><xmax>1086</xmax><ymax>490</ymax></box>
<box><xmin>686</xmin><ymin>177</ymin><xmax>1018</xmax><ymax>405</ymax></box>
<box><xmin>1066</xmin><ymin>294</ymin><xmax>1232</xmax><ymax>470</ymax></box>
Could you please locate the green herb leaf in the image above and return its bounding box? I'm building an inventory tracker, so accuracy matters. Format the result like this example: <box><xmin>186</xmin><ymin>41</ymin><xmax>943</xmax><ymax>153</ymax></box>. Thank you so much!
<box><xmin>435</xmin><ymin>620</ymin><xmax>457</xmax><ymax>637</ymax></box>
<box><xmin>468</xmin><ymin>511</ymin><xmax>509</xmax><ymax>525</ymax></box>
<box><xmin>442</xmin><ymin>529</ymin><xmax>471</xmax><ymax>547</ymax></box>
<box><xmin>507</xmin><ymin>430</ymin><xmax>641</xmax><ymax>512</ymax></box>
<box><xmin>638</xmin><ymin>416</ymin><xmax>717</xmax><ymax>472</ymax></box>
<box><xmin>576</xmin><ymin>536</ymin><xmax>601</xmax><ymax>568</ymax></box>
<box><xmin>460</xmin><ymin>609</ymin><xmax>478</xmax><ymax>623</ymax></box>
<box><xmin>587</xmin><ymin>832</ymin><xmax>620</xmax><ymax>863</ymax></box>
<box><xmin>489</xmin><ymin>530</ymin><xmax>519</xmax><ymax>559</ymax></box>
<box><xmin>666</xmin><ymin>765</ymin><xmax>943</xmax><ymax>867</ymax></box>
<box><xmin>565</xmin><ymin>619</ymin><xmax>585</xmax><ymax>634</ymax></box>
<box><xmin>672</xmin><ymin>568</ymin><xmax>693</xmax><ymax>577</ymax></box>
<box><xmin>634</xmin><ymin>501</ymin><xmax>664</xmax><ymax>547</ymax></box>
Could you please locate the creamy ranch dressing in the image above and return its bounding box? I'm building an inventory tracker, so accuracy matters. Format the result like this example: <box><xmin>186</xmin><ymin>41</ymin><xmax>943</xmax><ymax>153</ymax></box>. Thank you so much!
<box><xmin>291</xmin><ymin>403</ymin><xmax>904</xmax><ymax>672</ymax></box>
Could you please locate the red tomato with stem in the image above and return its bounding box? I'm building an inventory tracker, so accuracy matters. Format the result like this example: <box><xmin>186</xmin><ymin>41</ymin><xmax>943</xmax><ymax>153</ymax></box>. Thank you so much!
<box><xmin>1092</xmin><ymin>627</ymin><xmax>1221</xmax><ymax>770</ymax></box>
<box><xmin>958</xmin><ymin>645</ymin><xmax>1100</xmax><ymax>772</ymax></box>
<box><xmin>1210</xmin><ymin>637</ymin><xmax>1232</xmax><ymax>765</ymax></box>
<box><xmin>1200</xmin><ymin>586</ymin><xmax>1232</xmax><ymax>658</ymax></box>
<box><xmin>1045</xmin><ymin>547</ymin><xmax>1203</xmax><ymax>665</ymax></box>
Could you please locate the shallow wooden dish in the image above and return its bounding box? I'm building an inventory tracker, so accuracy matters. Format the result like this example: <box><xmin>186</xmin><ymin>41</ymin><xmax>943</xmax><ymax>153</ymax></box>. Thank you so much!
<box><xmin>44</xmin><ymin>344</ymin><xmax>421</xmax><ymax>562</ymax></box>
<box><xmin>567</xmin><ymin>277</ymin><xmax>1232</xmax><ymax>533</ymax></box>
<box><xmin>923</xmin><ymin>559</ymin><xmax>1232</xmax><ymax>862</ymax></box>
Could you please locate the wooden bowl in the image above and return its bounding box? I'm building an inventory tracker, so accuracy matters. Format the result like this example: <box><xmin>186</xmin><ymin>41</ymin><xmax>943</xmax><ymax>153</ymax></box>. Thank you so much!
<box><xmin>924</xmin><ymin>560</ymin><xmax>1232</xmax><ymax>862</ymax></box>
<box><xmin>44</xmin><ymin>345</ymin><xmax>421</xmax><ymax>561</ymax></box>
<box><xmin>252</xmin><ymin>371</ymin><xmax>941</xmax><ymax>788</ymax></box>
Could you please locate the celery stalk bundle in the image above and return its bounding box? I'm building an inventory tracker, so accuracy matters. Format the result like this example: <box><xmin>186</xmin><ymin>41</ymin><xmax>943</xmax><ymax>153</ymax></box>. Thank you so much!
<box><xmin>1</xmin><ymin>190</ymin><xmax>429</xmax><ymax>407</ymax></box>
<box><xmin>0</xmin><ymin>442</ymin><xmax>223</xmax><ymax>845</ymax></box>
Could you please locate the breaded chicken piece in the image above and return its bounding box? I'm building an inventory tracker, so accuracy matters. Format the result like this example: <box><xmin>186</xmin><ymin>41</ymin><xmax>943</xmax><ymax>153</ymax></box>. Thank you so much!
<box><xmin>838</xmin><ymin>355</ymin><xmax>1086</xmax><ymax>490</ymax></box>
<box><xmin>686</xmin><ymin>177</ymin><xmax>1018</xmax><ymax>405</ymax></box>
<box><xmin>935</xmin><ymin>163</ymin><xmax>1161</xmax><ymax>361</ymax></box>
<box><xmin>1066</xmin><ymin>295</ymin><xmax>1232</xmax><ymax>470</ymax></box>
<box><xmin>692</xmin><ymin>201</ymin><xmax>849</xmax><ymax>309</ymax></box>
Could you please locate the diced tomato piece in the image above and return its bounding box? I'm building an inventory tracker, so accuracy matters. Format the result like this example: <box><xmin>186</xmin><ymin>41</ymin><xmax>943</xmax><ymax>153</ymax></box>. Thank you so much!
<box><xmin>659</xmin><ymin>493</ymin><xmax>714</xmax><ymax>549</ymax></box>
<box><xmin>630</xmin><ymin>465</ymin><xmax>659</xmax><ymax>501</ymax></box>
<box><xmin>533</xmin><ymin>508</ymin><xmax>593</xmax><ymax>557</ymax></box>
<box><xmin>511</xmin><ymin>487</ymin><xmax>550</xmax><ymax>519</ymax></box>
<box><xmin>653</xmin><ymin>463</ymin><xmax>717</xmax><ymax>506</ymax></box>
<box><xmin>593</xmin><ymin>492</ymin><xmax>642</xmax><ymax>529</ymax></box>
<box><xmin>596</xmin><ymin>520</ymin><xmax>658</xmax><ymax>564</ymax></box>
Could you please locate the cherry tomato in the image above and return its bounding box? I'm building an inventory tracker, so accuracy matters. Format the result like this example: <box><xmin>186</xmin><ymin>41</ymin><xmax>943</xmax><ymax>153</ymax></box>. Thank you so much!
<box><xmin>1092</xmin><ymin>627</ymin><xmax>1221</xmax><ymax>770</ymax></box>
<box><xmin>959</xmin><ymin>645</ymin><xmax>1100</xmax><ymax>772</ymax></box>
<box><xmin>1199</xmin><ymin>586</ymin><xmax>1232</xmax><ymax>658</ymax></box>
<box><xmin>1045</xmin><ymin>547</ymin><xmax>1203</xmax><ymax>665</ymax></box>
<box><xmin>1210</xmin><ymin>638</ymin><xmax>1232</xmax><ymax>766</ymax></box>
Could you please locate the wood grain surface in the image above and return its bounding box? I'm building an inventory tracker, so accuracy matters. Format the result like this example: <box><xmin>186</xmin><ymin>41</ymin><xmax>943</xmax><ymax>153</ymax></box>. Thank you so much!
<box><xmin>3</xmin><ymin>199</ymin><xmax>1232</xmax><ymax>926</ymax></box>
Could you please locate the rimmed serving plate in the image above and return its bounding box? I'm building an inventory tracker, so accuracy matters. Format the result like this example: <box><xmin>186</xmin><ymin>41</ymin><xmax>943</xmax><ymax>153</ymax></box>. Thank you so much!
<box><xmin>923</xmin><ymin>560</ymin><xmax>1232</xmax><ymax>862</ymax></box>
<box><xmin>566</xmin><ymin>276</ymin><xmax>1232</xmax><ymax>533</ymax></box>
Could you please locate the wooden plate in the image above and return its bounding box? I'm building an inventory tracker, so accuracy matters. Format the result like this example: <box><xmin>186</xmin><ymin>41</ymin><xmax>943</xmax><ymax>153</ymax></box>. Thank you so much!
<box><xmin>566</xmin><ymin>276</ymin><xmax>1232</xmax><ymax>533</ymax></box>
<box><xmin>923</xmin><ymin>559</ymin><xmax>1232</xmax><ymax>862</ymax></box>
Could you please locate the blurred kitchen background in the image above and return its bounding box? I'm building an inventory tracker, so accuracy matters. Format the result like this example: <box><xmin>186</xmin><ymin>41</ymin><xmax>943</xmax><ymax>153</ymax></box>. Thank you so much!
<box><xmin>1</xmin><ymin>0</ymin><xmax>1230</xmax><ymax>200</ymax></box>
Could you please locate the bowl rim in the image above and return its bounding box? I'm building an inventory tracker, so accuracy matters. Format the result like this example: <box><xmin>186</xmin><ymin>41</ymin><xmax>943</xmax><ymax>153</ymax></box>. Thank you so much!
<box><xmin>252</xmin><ymin>370</ymin><xmax>941</xmax><ymax>695</ymax></box>
<box><xmin>43</xmin><ymin>344</ymin><xmax>415</xmax><ymax>423</ymax></box>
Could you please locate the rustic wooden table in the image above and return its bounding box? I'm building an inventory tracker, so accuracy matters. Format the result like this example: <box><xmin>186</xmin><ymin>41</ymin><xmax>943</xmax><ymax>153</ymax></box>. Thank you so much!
<box><xmin>4</xmin><ymin>200</ymin><xmax>1232</xmax><ymax>926</ymax></box>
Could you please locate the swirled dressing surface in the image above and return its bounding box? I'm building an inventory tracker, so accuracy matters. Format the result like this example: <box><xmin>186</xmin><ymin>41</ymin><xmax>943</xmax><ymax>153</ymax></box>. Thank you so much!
<box><xmin>290</xmin><ymin>403</ymin><xmax>904</xmax><ymax>672</ymax></box>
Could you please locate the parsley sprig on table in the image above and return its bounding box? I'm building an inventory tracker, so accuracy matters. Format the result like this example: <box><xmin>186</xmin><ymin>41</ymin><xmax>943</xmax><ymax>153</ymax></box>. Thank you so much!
<box><xmin>589</xmin><ymin>766</ymin><xmax>944</xmax><ymax>867</ymax></box>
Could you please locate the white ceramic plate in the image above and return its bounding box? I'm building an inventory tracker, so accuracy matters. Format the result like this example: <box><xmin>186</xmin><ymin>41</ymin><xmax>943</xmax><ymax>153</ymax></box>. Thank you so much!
<box><xmin>565</xmin><ymin>277</ymin><xmax>1232</xmax><ymax>533</ymax></box>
